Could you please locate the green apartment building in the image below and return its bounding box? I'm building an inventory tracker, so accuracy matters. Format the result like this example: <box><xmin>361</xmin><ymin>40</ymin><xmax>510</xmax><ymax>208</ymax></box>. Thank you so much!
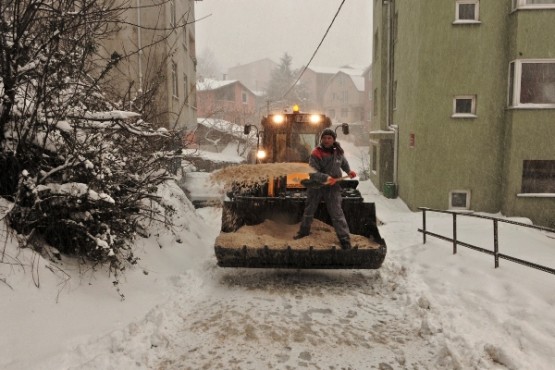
<box><xmin>370</xmin><ymin>0</ymin><xmax>555</xmax><ymax>227</ymax></box>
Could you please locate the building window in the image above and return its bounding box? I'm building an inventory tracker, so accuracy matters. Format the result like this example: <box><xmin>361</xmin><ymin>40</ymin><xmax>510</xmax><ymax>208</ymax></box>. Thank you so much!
<box><xmin>452</xmin><ymin>95</ymin><xmax>477</xmax><ymax>117</ymax></box>
<box><xmin>373</xmin><ymin>31</ymin><xmax>378</xmax><ymax>62</ymax></box>
<box><xmin>371</xmin><ymin>144</ymin><xmax>377</xmax><ymax>173</ymax></box>
<box><xmin>509</xmin><ymin>60</ymin><xmax>555</xmax><ymax>107</ymax></box>
<box><xmin>373</xmin><ymin>88</ymin><xmax>378</xmax><ymax>116</ymax></box>
<box><xmin>190</xmin><ymin>82</ymin><xmax>196</xmax><ymax>107</ymax></box>
<box><xmin>512</xmin><ymin>0</ymin><xmax>555</xmax><ymax>10</ymax></box>
<box><xmin>242</xmin><ymin>91</ymin><xmax>248</xmax><ymax>104</ymax></box>
<box><xmin>393</xmin><ymin>12</ymin><xmax>398</xmax><ymax>43</ymax></box>
<box><xmin>169</xmin><ymin>0</ymin><xmax>176</xmax><ymax>27</ymax></box>
<box><xmin>183</xmin><ymin>73</ymin><xmax>189</xmax><ymax>103</ymax></box>
<box><xmin>455</xmin><ymin>1</ymin><xmax>480</xmax><ymax>23</ymax></box>
<box><xmin>171</xmin><ymin>62</ymin><xmax>178</xmax><ymax>98</ymax></box>
<box><xmin>392</xmin><ymin>80</ymin><xmax>397</xmax><ymax>110</ymax></box>
<box><xmin>521</xmin><ymin>160</ymin><xmax>555</xmax><ymax>193</ymax></box>
<box><xmin>342</xmin><ymin>91</ymin><xmax>348</xmax><ymax>103</ymax></box>
<box><xmin>449</xmin><ymin>190</ymin><xmax>471</xmax><ymax>210</ymax></box>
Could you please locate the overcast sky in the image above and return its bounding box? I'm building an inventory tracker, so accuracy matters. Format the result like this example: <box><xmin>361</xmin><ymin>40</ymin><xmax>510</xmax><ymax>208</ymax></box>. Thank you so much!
<box><xmin>194</xmin><ymin>0</ymin><xmax>373</xmax><ymax>73</ymax></box>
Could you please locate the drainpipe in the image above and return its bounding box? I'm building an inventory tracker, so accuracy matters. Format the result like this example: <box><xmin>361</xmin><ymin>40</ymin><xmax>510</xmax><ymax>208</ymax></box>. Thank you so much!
<box><xmin>384</xmin><ymin>0</ymin><xmax>398</xmax><ymax>184</ymax></box>
<box><xmin>391</xmin><ymin>124</ymin><xmax>398</xmax><ymax>183</ymax></box>
<box><xmin>136</xmin><ymin>0</ymin><xmax>144</xmax><ymax>96</ymax></box>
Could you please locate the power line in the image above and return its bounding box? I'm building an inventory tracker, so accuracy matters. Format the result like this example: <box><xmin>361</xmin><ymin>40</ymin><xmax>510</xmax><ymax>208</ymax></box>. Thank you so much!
<box><xmin>281</xmin><ymin>0</ymin><xmax>346</xmax><ymax>100</ymax></box>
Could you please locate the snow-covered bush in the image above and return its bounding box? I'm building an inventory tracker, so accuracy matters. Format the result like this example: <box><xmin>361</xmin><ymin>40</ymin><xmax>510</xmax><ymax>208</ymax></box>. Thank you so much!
<box><xmin>0</xmin><ymin>0</ymin><xmax>184</xmax><ymax>272</ymax></box>
<box><xmin>8</xmin><ymin>118</ymin><xmax>180</xmax><ymax>270</ymax></box>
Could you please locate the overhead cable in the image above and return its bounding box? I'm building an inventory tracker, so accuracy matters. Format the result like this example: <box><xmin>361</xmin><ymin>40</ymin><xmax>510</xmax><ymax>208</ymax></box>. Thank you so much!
<box><xmin>281</xmin><ymin>0</ymin><xmax>346</xmax><ymax>99</ymax></box>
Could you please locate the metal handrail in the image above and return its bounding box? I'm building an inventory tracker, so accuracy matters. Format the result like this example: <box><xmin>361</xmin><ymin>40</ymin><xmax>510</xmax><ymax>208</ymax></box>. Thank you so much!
<box><xmin>417</xmin><ymin>207</ymin><xmax>555</xmax><ymax>275</ymax></box>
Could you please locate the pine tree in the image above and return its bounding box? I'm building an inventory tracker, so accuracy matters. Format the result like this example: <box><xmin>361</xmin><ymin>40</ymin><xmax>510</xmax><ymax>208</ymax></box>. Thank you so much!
<box><xmin>265</xmin><ymin>53</ymin><xmax>308</xmax><ymax>110</ymax></box>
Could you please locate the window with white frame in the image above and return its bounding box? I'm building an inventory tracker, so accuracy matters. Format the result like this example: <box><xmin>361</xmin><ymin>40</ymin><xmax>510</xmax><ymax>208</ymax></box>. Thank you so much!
<box><xmin>521</xmin><ymin>160</ymin><xmax>555</xmax><ymax>193</ymax></box>
<box><xmin>512</xmin><ymin>0</ymin><xmax>555</xmax><ymax>10</ymax></box>
<box><xmin>171</xmin><ymin>62</ymin><xmax>178</xmax><ymax>98</ymax></box>
<box><xmin>242</xmin><ymin>91</ymin><xmax>248</xmax><ymax>104</ymax></box>
<box><xmin>455</xmin><ymin>0</ymin><xmax>480</xmax><ymax>23</ymax></box>
<box><xmin>452</xmin><ymin>95</ymin><xmax>477</xmax><ymax>117</ymax></box>
<box><xmin>449</xmin><ymin>190</ymin><xmax>471</xmax><ymax>210</ymax></box>
<box><xmin>508</xmin><ymin>60</ymin><xmax>555</xmax><ymax>107</ymax></box>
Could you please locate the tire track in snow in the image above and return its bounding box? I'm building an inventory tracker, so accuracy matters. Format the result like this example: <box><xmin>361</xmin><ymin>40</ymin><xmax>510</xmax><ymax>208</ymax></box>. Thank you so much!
<box><xmin>148</xmin><ymin>264</ymin><xmax>457</xmax><ymax>370</ymax></box>
<box><xmin>49</xmin><ymin>261</ymin><xmax>500</xmax><ymax>370</ymax></box>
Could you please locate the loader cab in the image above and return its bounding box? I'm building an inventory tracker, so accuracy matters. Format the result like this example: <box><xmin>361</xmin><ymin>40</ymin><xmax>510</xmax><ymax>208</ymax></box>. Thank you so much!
<box><xmin>274</xmin><ymin>132</ymin><xmax>313</xmax><ymax>162</ymax></box>
<box><xmin>256</xmin><ymin>109</ymin><xmax>333</xmax><ymax>164</ymax></box>
<box><xmin>218</xmin><ymin>107</ymin><xmax>387</xmax><ymax>269</ymax></box>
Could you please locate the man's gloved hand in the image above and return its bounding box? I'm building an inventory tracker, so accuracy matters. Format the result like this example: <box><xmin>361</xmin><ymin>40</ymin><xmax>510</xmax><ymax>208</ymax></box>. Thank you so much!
<box><xmin>348</xmin><ymin>170</ymin><xmax>357</xmax><ymax>179</ymax></box>
<box><xmin>327</xmin><ymin>176</ymin><xmax>337</xmax><ymax>185</ymax></box>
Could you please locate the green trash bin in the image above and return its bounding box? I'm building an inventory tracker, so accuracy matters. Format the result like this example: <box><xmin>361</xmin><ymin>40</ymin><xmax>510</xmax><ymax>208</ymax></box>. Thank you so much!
<box><xmin>383</xmin><ymin>182</ymin><xmax>397</xmax><ymax>199</ymax></box>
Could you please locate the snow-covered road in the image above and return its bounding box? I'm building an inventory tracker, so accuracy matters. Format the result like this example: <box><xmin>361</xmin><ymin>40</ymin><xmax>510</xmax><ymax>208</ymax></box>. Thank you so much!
<box><xmin>49</xmin><ymin>247</ymin><xmax>458</xmax><ymax>369</ymax></box>
<box><xmin>42</xmin><ymin>199</ymin><xmax>528</xmax><ymax>370</ymax></box>
<box><xmin>5</xmin><ymin>143</ymin><xmax>554</xmax><ymax>370</ymax></box>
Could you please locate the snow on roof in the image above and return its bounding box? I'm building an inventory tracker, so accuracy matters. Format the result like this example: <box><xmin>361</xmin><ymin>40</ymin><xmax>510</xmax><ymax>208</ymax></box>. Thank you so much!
<box><xmin>350</xmin><ymin>75</ymin><xmax>365</xmax><ymax>92</ymax></box>
<box><xmin>250</xmin><ymin>89</ymin><xmax>266</xmax><ymax>97</ymax></box>
<box><xmin>182</xmin><ymin>142</ymin><xmax>245</xmax><ymax>164</ymax></box>
<box><xmin>196</xmin><ymin>78</ymin><xmax>237</xmax><ymax>91</ymax></box>
<box><xmin>306</xmin><ymin>65</ymin><xmax>365</xmax><ymax>76</ymax></box>
<box><xmin>197</xmin><ymin>118</ymin><xmax>245</xmax><ymax>139</ymax></box>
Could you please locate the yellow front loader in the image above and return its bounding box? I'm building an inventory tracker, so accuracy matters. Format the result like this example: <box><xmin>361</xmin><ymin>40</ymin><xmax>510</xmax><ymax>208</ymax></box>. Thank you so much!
<box><xmin>214</xmin><ymin>107</ymin><xmax>387</xmax><ymax>269</ymax></box>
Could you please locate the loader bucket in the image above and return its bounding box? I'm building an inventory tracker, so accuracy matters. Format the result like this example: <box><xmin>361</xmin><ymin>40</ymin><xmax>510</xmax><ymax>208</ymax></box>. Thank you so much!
<box><xmin>215</xmin><ymin>196</ymin><xmax>387</xmax><ymax>269</ymax></box>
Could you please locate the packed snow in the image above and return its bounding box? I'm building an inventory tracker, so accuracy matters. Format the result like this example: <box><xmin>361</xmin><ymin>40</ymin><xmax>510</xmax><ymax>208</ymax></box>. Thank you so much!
<box><xmin>1</xmin><ymin>142</ymin><xmax>555</xmax><ymax>370</ymax></box>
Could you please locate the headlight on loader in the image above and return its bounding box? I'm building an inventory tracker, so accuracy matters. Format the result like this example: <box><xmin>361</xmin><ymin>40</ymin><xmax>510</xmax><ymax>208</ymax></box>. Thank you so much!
<box><xmin>256</xmin><ymin>150</ymin><xmax>267</xmax><ymax>159</ymax></box>
<box><xmin>272</xmin><ymin>114</ymin><xmax>285</xmax><ymax>124</ymax></box>
<box><xmin>309</xmin><ymin>114</ymin><xmax>322</xmax><ymax>124</ymax></box>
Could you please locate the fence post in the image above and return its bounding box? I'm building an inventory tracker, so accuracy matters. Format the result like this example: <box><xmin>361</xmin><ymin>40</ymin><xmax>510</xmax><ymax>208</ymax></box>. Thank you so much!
<box><xmin>422</xmin><ymin>209</ymin><xmax>427</xmax><ymax>244</ymax></box>
<box><xmin>452</xmin><ymin>213</ymin><xmax>457</xmax><ymax>254</ymax></box>
<box><xmin>493</xmin><ymin>219</ymin><xmax>499</xmax><ymax>268</ymax></box>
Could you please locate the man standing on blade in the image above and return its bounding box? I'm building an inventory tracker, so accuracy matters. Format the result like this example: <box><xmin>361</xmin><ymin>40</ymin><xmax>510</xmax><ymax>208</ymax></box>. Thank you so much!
<box><xmin>294</xmin><ymin>128</ymin><xmax>357</xmax><ymax>249</ymax></box>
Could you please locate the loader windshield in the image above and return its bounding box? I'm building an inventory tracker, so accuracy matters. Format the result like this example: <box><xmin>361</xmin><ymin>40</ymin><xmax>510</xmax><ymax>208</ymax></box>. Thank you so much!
<box><xmin>275</xmin><ymin>133</ymin><xmax>316</xmax><ymax>162</ymax></box>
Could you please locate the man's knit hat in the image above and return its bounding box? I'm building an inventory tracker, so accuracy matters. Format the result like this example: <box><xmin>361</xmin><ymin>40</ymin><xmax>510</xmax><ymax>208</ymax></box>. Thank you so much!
<box><xmin>320</xmin><ymin>128</ymin><xmax>336</xmax><ymax>140</ymax></box>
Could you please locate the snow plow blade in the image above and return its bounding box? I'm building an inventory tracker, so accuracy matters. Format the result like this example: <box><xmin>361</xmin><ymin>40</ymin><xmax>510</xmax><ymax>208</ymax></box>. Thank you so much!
<box><xmin>215</xmin><ymin>197</ymin><xmax>386</xmax><ymax>269</ymax></box>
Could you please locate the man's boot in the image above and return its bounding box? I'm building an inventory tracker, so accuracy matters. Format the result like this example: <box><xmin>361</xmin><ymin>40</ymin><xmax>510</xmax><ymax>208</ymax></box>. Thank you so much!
<box><xmin>294</xmin><ymin>226</ymin><xmax>310</xmax><ymax>240</ymax></box>
<box><xmin>339</xmin><ymin>237</ymin><xmax>352</xmax><ymax>250</ymax></box>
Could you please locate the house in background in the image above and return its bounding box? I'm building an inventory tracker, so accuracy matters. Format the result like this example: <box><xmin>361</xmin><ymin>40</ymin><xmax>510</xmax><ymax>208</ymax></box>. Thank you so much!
<box><xmin>182</xmin><ymin>118</ymin><xmax>249</xmax><ymax>174</ymax></box>
<box><xmin>101</xmin><ymin>0</ymin><xmax>198</xmax><ymax>131</ymax></box>
<box><xmin>322</xmin><ymin>70</ymin><xmax>366</xmax><ymax>125</ymax></box>
<box><xmin>298</xmin><ymin>67</ymin><xmax>337</xmax><ymax>112</ymax></box>
<box><xmin>299</xmin><ymin>66</ymin><xmax>368</xmax><ymax>114</ymax></box>
<box><xmin>196</xmin><ymin>78</ymin><xmax>258</xmax><ymax>126</ymax></box>
<box><xmin>227</xmin><ymin>58</ymin><xmax>278</xmax><ymax>94</ymax></box>
<box><xmin>372</xmin><ymin>0</ymin><xmax>555</xmax><ymax>227</ymax></box>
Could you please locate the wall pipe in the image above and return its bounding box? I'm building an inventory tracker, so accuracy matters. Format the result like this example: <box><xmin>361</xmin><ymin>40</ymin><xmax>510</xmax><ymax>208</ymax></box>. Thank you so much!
<box><xmin>384</xmin><ymin>0</ymin><xmax>398</xmax><ymax>184</ymax></box>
